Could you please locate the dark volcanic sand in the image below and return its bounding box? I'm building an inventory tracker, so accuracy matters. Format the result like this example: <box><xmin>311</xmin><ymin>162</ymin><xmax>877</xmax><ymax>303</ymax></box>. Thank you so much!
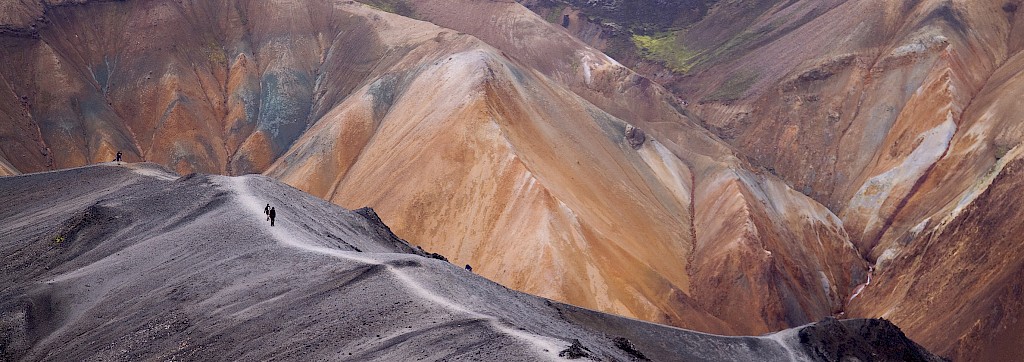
<box><xmin>0</xmin><ymin>164</ymin><xmax>944</xmax><ymax>361</ymax></box>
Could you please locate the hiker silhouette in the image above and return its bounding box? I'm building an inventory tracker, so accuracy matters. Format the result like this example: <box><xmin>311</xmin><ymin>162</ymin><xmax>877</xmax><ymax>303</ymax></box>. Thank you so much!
<box><xmin>114</xmin><ymin>151</ymin><xmax>122</xmax><ymax>163</ymax></box>
<box><xmin>269</xmin><ymin>207</ymin><xmax>276</xmax><ymax>226</ymax></box>
<box><xmin>264</xmin><ymin>204</ymin><xmax>270</xmax><ymax>220</ymax></box>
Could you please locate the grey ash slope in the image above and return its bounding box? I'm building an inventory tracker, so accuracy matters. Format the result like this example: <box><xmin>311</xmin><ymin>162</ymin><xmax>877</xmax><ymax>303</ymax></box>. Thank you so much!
<box><xmin>0</xmin><ymin>164</ymin><xmax>942</xmax><ymax>361</ymax></box>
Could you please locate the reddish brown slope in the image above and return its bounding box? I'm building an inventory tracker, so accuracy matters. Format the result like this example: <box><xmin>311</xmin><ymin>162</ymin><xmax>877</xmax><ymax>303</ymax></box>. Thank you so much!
<box><xmin>848</xmin><ymin>156</ymin><xmax>1024</xmax><ymax>361</ymax></box>
<box><xmin>846</xmin><ymin>43</ymin><xmax>1024</xmax><ymax>359</ymax></box>
<box><xmin>306</xmin><ymin>0</ymin><xmax>868</xmax><ymax>334</ymax></box>
<box><xmin>517</xmin><ymin>0</ymin><xmax>1024</xmax><ymax>358</ymax></box>
<box><xmin>668</xmin><ymin>1</ymin><xmax>1024</xmax><ymax>356</ymax></box>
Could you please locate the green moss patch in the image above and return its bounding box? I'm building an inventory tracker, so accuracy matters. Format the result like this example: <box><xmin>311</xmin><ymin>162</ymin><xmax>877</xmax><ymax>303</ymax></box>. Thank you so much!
<box><xmin>631</xmin><ymin>32</ymin><xmax>701</xmax><ymax>73</ymax></box>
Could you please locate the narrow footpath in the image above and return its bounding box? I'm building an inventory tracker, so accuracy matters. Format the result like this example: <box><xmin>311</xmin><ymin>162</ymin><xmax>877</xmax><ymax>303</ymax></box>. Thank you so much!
<box><xmin>221</xmin><ymin>175</ymin><xmax>567</xmax><ymax>359</ymax></box>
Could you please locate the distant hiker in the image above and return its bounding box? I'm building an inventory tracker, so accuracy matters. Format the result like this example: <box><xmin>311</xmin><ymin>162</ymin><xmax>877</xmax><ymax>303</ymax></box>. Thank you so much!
<box><xmin>114</xmin><ymin>151</ymin><xmax>122</xmax><ymax>163</ymax></box>
<box><xmin>465</xmin><ymin>264</ymin><xmax>472</xmax><ymax>272</ymax></box>
<box><xmin>264</xmin><ymin>204</ymin><xmax>271</xmax><ymax>220</ymax></box>
<box><xmin>269</xmin><ymin>207</ymin><xmax>276</xmax><ymax>227</ymax></box>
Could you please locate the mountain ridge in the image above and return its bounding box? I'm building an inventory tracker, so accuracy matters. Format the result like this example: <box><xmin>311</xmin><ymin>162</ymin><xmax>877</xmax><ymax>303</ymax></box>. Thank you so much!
<box><xmin>0</xmin><ymin>163</ymin><xmax>944</xmax><ymax>361</ymax></box>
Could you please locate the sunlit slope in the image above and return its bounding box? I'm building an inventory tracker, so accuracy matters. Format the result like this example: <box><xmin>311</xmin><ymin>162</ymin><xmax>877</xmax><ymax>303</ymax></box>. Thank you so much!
<box><xmin>517</xmin><ymin>0</ymin><xmax>1024</xmax><ymax>357</ymax></box>
<box><xmin>658</xmin><ymin>1</ymin><xmax>1024</xmax><ymax>357</ymax></box>
<box><xmin>268</xmin><ymin>0</ymin><xmax>866</xmax><ymax>335</ymax></box>
<box><xmin>1</xmin><ymin>0</ymin><xmax>866</xmax><ymax>336</ymax></box>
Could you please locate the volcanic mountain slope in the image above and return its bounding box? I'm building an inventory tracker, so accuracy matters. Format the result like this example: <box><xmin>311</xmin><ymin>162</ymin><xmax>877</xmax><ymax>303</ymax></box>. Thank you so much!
<box><xmin>519</xmin><ymin>0</ymin><xmax>1024</xmax><ymax>359</ymax></box>
<box><xmin>0</xmin><ymin>0</ymin><xmax>870</xmax><ymax>336</ymax></box>
<box><xmin>0</xmin><ymin>164</ymin><xmax>946</xmax><ymax>361</ymax></box>
<box><xmin>515</xmin><ymin>0</ymin><xmax>848</xmax><ymax>98</ymax></box>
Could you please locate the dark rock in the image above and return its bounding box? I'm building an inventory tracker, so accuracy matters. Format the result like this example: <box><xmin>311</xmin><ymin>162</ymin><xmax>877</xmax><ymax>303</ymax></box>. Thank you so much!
<box><xmin>354</xmin><ymin>206</ymin><xmax>385</xmax><ymax>226</ymax></box>
<box><xmin>797</xmin><ymin>68</ymin><xmax>834</xmax><ymax>82</ymax></box>
<box><xmin>613</xmin><ymin>337</ymin><xmax>649</xmax><ymax>361</ymax></box>
<box><xmin>424</xmin><ymin>251</ymin><xmax>449</xmax><ymax>262</ymax></box>
<box><xmin>624</xmin><ymin>124</ymin><xmax>646</xmax><ymax>150</ymax></box>
<box><xmin>558</xmin><ymin>339</ymin><xmax>597</xmax><ymax>360</ymax></box>
<box><xmin>798</xmin><ymin>317</ymin><xmax>948</xmax><ymax>362</ymax></box>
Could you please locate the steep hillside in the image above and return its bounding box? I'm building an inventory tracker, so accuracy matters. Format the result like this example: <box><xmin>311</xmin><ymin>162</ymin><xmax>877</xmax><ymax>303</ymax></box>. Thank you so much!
<box><xmin>0</xmin><ymin>164</ymin><xmax>945</xmax><ymax>361</ymax></box>
<box><xmin>0</xmin><ymin>0</ymin><xmax>869</xmax><ymax>336</ymax></box>
<box><xmin>515</xmin><ymin>0</ymin><xmax>845</xmax><ymax>99</ymax></box>
<box><xmin>520</xmin><ymin>0</ymin><xmax>1024</xmax><ymax>358</ymax></box>
<box><xmin>339</xmin><ymin>0</ymin><xmax>872</xmax><ymax>335</ymax></box>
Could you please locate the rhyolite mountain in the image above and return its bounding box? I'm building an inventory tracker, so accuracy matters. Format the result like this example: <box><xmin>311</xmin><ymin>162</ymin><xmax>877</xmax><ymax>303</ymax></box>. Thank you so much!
<box><xmin>518</xmin><ymin>0</ymin><xmax>1024</xmax><ymax>360</ymax></box>
<box><xmin>0</xmin><ymin>0</ymin><xmax>868</xmax><ymax>338</ymax></box>
<box><xmin>0</xmin><ymin>163</ymin><xmax>946</xmax><ymax>361</ymax></box>
<box><xmin>0</xmin><ymin>0</ymin><xmax>1012</xmax><ymax>360</ymax></box>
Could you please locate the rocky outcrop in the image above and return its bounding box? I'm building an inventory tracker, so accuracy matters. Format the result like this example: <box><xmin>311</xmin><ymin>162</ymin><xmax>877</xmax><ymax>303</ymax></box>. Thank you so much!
<box><xmin>797</xmin><ymin>318</ymin><xmax>946</xmax><ymax>362</ymax></box>
<box><xmin>624</xmin><ymin>124</ymin><xmax>645</xmax><ymax>149</ymax></box>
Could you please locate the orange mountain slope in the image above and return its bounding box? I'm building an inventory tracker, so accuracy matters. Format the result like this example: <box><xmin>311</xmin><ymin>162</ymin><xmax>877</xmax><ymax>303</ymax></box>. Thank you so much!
<box><xmin>521</xmin><ymin>0</ymin><xmax>1024</xmax><ymax>358</ymax></box>
<box><xmin>0</xmin><ymin>0</ymin><xmax>872</xmax><ymax>337</ymax></box>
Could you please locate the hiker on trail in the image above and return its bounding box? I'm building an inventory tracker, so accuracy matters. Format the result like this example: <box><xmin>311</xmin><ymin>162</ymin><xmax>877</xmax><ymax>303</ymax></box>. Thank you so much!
<box><xmin>264</xmin><ymin>204</ymin><xmax>271</xmax><ymax>220</ymax></box>
<box><xmin>269</xmin><ymin>207</ymin><xmax>276</xmax><ymax>227</ymax></box>
<box><xmin>114</xmin><ymin>151</ymin><xmax>122</xmax><ymax>163</ymax></box>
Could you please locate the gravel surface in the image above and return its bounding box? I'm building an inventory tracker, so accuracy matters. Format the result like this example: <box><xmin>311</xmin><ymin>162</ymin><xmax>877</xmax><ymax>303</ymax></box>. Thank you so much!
<box><xmin>0</xmin><ymin>163</ymin><xmax>944</xmax><ymax>361</ymax></box>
